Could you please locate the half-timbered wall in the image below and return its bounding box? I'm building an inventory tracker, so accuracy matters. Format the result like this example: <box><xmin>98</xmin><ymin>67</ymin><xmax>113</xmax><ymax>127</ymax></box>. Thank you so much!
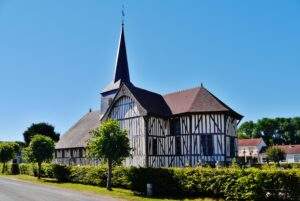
<box><xmin>225</xmin><ymin>115</ymin><xmax>238</xmax><ymax>161</ymax></box>
<box><xmin>109</xmin><ymin>96</ymin><xmax>146</xmax><ymax>167</ymax></box>
<box><xmin>54</xmin><ymin>148</ymin><xmax>99</xmax><ymax>165</ymax></box>
<box><xmin>146</xmin><ymin>113</ymin><xmax>239</xmax><ymax>167</ymax></box>
<box><xmin>147</xmin><ymin>117</ymin><xmax>169</xmax><ymax>167</ymax></box>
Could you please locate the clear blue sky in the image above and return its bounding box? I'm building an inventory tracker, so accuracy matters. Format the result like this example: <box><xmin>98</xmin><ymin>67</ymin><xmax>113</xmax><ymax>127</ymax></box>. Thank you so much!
<box><xmin>0</xmin><ymin>1</ymin><xmax>299</xmax><ymax>141</ymax></box>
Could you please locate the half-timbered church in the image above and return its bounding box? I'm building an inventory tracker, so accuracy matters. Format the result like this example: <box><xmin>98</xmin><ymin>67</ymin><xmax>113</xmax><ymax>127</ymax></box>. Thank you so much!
<box><xmin>55</xmin><ymin>24</ymin><xmax>243</xmax><ymax>167</ymax></box>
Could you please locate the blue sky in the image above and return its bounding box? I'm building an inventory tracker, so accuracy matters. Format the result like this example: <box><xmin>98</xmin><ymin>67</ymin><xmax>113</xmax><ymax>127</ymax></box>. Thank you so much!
<box><xmin>0</xmin><ymin>1</ymin><xmax>300</xmax><ymax>141</ymax></box>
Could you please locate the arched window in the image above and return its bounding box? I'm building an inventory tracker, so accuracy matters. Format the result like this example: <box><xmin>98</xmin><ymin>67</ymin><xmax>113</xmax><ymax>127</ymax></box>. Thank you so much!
<box><xmin>109</xmin><ymin>96</ymin><xmax>140</xmax><ymax>120</ymax></box>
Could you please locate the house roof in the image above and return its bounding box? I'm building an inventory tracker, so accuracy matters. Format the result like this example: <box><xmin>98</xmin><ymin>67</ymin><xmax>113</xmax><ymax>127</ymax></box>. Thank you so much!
<box><xmin>128</xmin><ymin>84</ymin><xmax>172</xmax><ymax>118</ymax></box>
<box><xmin>238</xmin><ymin>138</ymin><xmax>264</xmax><ymax>147</ymax></box>
<box><xmin>55</xmin><ymin>110</ymin><xmax>101</xmax><ymax>149</ymax></box>
<box><xmin>275</xmin><ymin>144</ymin><xmax>300</xmax><ymax>154</ymax></box>
<box><xmin>163</xmin><ymin>86</ymin><xmax>243</xmax><ymax>119</ymax></box>
<box><xmin>102</xmin><ymin>83</ymin><xmax>172</xmax><ymax>120</ymax></box>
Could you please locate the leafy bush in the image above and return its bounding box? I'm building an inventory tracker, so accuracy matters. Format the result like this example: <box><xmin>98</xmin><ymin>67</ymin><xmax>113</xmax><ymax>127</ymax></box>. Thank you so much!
<box><xmin>11</xmin><ymin>163</ymin><xmax>20</xmax><ymax>175</ymax></box>
<box><xmin>68</xmin><ymin>165</ymin><xmax>130</xmax><ymax>188</ymax></box>
<box><xmin>129</xmin><ymin>167</ymin><xmax>180</xmax><ymax>196</ymax></box>
<box><xmin>7</xmin><ymin>163</ymin><xmax>300</xmax><ymax>201</ymax></box>
<box><xmin>51</xmin><ymin>164</ymin><xmax>70</xmax><ymax>182</ymax></box>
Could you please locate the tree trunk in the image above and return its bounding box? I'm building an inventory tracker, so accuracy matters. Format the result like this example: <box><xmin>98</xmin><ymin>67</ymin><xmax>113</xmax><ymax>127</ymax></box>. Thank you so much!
<box><xmin>106</xmin><ymin>159</ymin><xmax>112</xmax><ymax>190</ymax></box>
<box><xmin>38</xmin><ymin>162</ymin><xmax>41</xmax><ymax>179</ymax></box>
<box><xmin>2</xmin><ymin>162</ymin><xmax>6</xmax><ymax>174</ymax></box>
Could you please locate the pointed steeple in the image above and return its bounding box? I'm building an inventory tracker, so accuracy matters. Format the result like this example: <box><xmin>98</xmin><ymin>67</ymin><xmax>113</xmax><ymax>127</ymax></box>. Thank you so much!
<box><xmin>114</xmin><ymin>24</ymin><xmax>130</xmax><ymax>83</ymax></box>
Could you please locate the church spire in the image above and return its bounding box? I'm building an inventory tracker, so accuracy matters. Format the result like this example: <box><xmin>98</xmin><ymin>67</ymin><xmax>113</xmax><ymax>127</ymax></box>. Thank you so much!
<box><xmin>114</xmin><ymin>24</ymin><xmax>130</xmax><ymax>83</ymax></box>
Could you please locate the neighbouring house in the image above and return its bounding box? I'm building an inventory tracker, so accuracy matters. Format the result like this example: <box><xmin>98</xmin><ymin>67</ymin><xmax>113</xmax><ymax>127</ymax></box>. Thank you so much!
<box><xmin>275</xmin><ymin>144</ymin><xmax>300</xmax><ymax>163</ymax></box>
<box><xmin>55</xmin><ymin>23</ymin><xmax>243</xmax><ymax>167</ymax></box>
<box><xmin>238</xmin><ymin>138</ymin><xmax>267</xmax><ymax>164</ymax></box>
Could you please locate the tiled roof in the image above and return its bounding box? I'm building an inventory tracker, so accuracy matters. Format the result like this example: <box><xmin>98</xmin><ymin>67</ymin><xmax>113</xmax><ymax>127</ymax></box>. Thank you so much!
<box><xmin>238</xmin><ymin>138</ymin><xmax>263</xmax><ymax>146</ymax></box>
<box><xmin>55</xmin><ymin>110</ymin><xmax>101</xmax><ymax>149</ymax></box>
<box><xmin>275</xmin><ymin>144</ymin><xmax>300</xmax><ymax>154</ymax></box>
<box><xmin>129</xmin><ymin>84</ymin><xmax>172</xmax><ymax>118</ymax></box>
<box><xmin>163</xmin><ymin>87</ymin><xmax>243</xmax><ymax>119</ymax></box>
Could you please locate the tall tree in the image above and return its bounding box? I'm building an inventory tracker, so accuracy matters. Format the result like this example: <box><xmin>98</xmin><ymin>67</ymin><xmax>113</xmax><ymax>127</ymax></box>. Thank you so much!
<box><xmin>23</xmin><ymin>123</ymin><xmax>60</xmax><ymax>146</ymax></box>
<box><xmin>0</xmin><ymin>142</ymin><xmax>18</xmax><ymax>173</ymax></box>
<box><xmin>24</xmin><ymin>135</ymin><xmax>55</xmax><ymax>179</ymax></box>
<box><xmin>237</xmin><ymin>121</ymin><xmax>256</xmax><ymax>138</ymax></box>
<box><xmin>87</xmin><ymin>119</ymin><xmax>131</xmax><ymax>190</ymax></box>
<box><xmin>238</xmin><ymin>117</ymin><xmax>300</xmax><ymax>145</ymax></box>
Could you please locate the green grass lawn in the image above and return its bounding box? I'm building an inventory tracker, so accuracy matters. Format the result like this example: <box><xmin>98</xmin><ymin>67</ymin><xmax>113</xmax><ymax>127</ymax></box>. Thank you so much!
<box><xmin>0</xmin><ymin>175</ymin><xmax>223</xmax><ymax>201</ymax></box>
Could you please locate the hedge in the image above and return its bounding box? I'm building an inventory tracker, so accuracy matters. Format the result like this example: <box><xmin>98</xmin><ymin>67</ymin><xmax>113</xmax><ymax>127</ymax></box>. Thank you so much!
<box><xmin>3</xmin><ymin>163</ymin><xmax>300</xmax><ymax>201</ymax></box>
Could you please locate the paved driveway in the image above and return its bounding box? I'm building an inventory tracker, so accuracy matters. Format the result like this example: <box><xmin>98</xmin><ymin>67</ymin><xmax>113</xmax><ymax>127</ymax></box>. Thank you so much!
<box><xmin>0</xmin><ymin>177</ymin><xmax>118</xmax><ymax>201</ymax></box>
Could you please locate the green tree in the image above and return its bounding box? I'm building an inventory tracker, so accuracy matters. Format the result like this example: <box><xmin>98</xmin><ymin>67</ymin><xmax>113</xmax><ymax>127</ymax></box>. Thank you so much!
<box><xmin>238</xmin><ymin>121</ymin><xmax>256</xmax><ymax>139</ymax></box>
<box><xmin>266</xmin><ymin>146</ymin><xmax>285</xmax><ymax>165</ymax></box>
<box><xmin>238</xmin><ymin>117</ymin><xmax>300</xmax><ymax>145</ymax></box>
<box><xmin>0</xmin><ymin>143</ymin><xmax>18</xmax><ymax>173</ymax></box>
<box><xmin>87</xmin><ymin>119</ymin><xmax>131</xmax><ymax>190</ymax></box>
<box><xmin>23</xmin><ymin>123</ymin><xmax>60</xmax><ymax>146</ymax></box>
<box><xmin>24</xmin><ymin>135</ymin><xmax>55</xmax><ymax>179</ymax></box>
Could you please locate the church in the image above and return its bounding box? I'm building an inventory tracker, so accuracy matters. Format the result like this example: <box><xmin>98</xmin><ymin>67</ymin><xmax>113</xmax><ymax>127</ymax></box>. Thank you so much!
<box><xmin>55</xmin><ymin>24</ymin><xmax>243</xmax><ymax>167</ymax></box>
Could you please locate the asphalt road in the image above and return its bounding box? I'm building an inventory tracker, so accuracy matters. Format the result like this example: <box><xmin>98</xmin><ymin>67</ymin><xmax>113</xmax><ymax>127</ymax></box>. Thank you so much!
<box><xmin>0</xmin><ymin>177</ymin><xmax>119</xmax><ymax>201</ymax></box>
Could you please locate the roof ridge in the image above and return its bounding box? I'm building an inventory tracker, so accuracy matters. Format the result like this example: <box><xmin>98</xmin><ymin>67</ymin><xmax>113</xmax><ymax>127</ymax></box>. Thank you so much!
<box><xmin>163</xmin><ymin>86</ymin><xmax>201</xmax><ymax>96</ymax></box>
<box><xmin>132</xmin><ymin>85</ymin><xmax>164</xmax><ymax>97</ymax></box>
<box><xmin>188</xmin><ymin>87</ymin><xmax>203</xmax><ymax>111</ymax></box>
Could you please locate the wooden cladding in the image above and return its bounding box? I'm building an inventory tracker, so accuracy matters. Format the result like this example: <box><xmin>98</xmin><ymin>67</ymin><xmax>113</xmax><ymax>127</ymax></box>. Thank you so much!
<box><xmin>147</xmin><ymin>114</ymin><xmax>238</xmax><ymax>167</ymax></box>
<box><xmin>109</xmin><ymin>96</ymin><xmax>146</xmax><ymax>167</ymax></box>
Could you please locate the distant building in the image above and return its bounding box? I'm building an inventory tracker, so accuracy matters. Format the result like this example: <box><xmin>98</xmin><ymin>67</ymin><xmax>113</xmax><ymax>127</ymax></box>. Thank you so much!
<box><xmin>275</xmin><ymin>145</ymin><xmax>300</xmax><ymax>163</ymax></box>
<box><xmin>238</xmin><ymin>138</ymin><xmax>267</xmax><ymax>164</ymax></box>
<box><xmin>55</xmin><ymin>24</ymin><xmax>243</xmax><ymax>167</ymax></box>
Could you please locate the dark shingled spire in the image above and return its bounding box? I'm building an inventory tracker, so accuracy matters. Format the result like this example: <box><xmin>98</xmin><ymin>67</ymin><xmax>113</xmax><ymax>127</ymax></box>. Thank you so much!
<box><xmin>114</xmin><ymin>25</ymin><xmax>130</xmax><ymax>83</ymax></box>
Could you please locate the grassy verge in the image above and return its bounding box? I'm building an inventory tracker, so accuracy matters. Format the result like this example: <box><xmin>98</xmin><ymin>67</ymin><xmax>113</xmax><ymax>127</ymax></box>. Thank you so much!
<box><xmin>0</xmin><ymin>175</ymin><xmax>223</xmax><ymax>201</ymax></box>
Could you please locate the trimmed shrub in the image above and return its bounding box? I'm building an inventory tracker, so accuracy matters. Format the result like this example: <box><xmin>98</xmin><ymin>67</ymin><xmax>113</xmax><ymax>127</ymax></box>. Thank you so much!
<box><xmin>11</xmin><ymin>163</ymin><xmax>20</xmax><ymax>175</ymax></box>
<box><xmin>8</xmin><ymin>163</ymin><xmax>300</xmax><ymax>201</ymax></box>
<box><xmin>129</xmin><ymin>167</ymin><xmax>181</xmax><ymax>196</ymax></box>
<box><xmin>52</xmin><ymin>164</ymin><xmax>70</xmax><ymax>182</ymax></box>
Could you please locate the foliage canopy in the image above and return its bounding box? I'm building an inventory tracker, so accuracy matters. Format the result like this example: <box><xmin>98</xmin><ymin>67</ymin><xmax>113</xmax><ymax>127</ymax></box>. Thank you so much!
<box><xmin>238</xmin><ymin>117</ymin><xmax>300</xmax><ymax>145</ymax></box>
<box><xmin>0</xmin><ymin>142</ymin><xmax>19</xmax><ymax>173</ymax></box>
<box><xmin>23</xmin><ymin>122</ymin><xmax>60</xmax><ymax>146</ymax></box>
<box><xmin>24</xmin><ymin>135</ymin><xmax>55</xmax><ymax>178</ymax></box>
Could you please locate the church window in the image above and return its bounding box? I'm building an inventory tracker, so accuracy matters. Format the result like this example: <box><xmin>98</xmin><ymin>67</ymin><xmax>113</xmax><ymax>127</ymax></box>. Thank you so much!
<box><xmin>175</xmin><ymin>136</ymin><xmax>181</xmax><ymax>155</ymax></box>
<box><xmin>201</xmin><ymin>135</ymin><xmax>213</xmax><ymax>156</ymax></box>
<box><xmin>79</xmin><ymin>149</ymin><xmax>83</xmax><ymax>158</ymax></box>
<box><xmin>230</xmin><ymin>137</ymin><xmax>236</xmax><ymax>157</ymax></box>
<box><xmin>152</xmin><ymin>138</ymin><xmax>157</xmax><ymax>156</ymax></box>
<box><xmin>170</xmin><ymin>118</ymin><xmax>181</xmax><ymax>135</ymax></box>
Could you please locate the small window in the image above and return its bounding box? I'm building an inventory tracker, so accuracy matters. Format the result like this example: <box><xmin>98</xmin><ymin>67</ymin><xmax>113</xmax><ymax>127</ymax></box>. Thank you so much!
<box><xmin>62</xmin><ymin>150</ymin><xmax>65</xmax><ymax>158</ymax></box>
<box><xmin>207</xmin><ymin>135</ymin><xmax>213</xmax><ymax>155</ymax></box>
<box><xmin>230</xmin><ymin>138</ymin><xmax>235</xmax><ymax>157</ymax></box>
<box><xmin>152</xmin><ymin>138</ymin><xmax>157</xmax><ymax>156</ymax></box>
<box><xmin>175</xmin><ymin>136</ymin><xmax>181</xmax><ymax>155</ymax></box>
<box><xmin>79</xmin><ymin>149</ymin><xmax>83</xmax><ymax>158</ymax></box>
<box><xmin>201</xmin><ymin>135</ymin><xmax>213</xmax><ymax>156</ymax></box>
<box><xmin>170</xmin><ymin>118</ymin><xmax>181</xmax><ymax>135</ymax></box>
<box><xmin>70</xmin><ymin>149</ymin><xmax>74</xmax><ymax>158</ymax></box>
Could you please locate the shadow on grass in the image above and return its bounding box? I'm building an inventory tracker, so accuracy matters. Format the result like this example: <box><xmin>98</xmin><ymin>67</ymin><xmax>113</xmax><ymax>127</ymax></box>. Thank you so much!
<box><xmin>32</xmin><ymin>177</ymin><xmax>224</xmax><ymax>201</ymax></box>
